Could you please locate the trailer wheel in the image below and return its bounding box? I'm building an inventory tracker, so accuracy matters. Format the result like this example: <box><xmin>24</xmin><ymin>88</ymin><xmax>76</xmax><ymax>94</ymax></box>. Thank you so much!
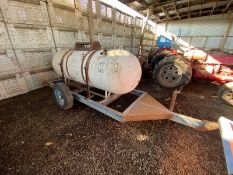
<box><xmin>153</xmin><ymin>55</ymin><xmax>192</xmax><ymax>88</ymax></box>
<box><xmin>53</xmin><ymin>82</ymin><xmax>73</xmax><ymax>110</ymax></box>
<box><xmin>218</xmin><ymin>82</ymin><xmax>233</xmax><ymax>106</ymax></box>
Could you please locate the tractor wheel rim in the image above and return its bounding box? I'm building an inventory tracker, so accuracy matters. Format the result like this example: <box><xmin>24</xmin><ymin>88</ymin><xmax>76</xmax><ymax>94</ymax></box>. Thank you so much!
<box><xmin>55</xmin><ymin>89</ymin><xmax>65</xmax><ymax>105</ymax></box>
<box><xmin>223</xmin><ymin>90</ymin><xmax>233</xmax><ymax>104</ymax></box>
<box><xmin>159</xmin><ymin>64</ymin><xmax>182</xmax><ymax>85</ymax></box>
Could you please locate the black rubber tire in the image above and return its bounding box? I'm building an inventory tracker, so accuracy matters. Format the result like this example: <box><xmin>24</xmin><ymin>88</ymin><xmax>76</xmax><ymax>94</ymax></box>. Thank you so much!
<box><xmin>53</xmin><ymin>82</ymin><xmax>73</xmax><ymax>110</ymax></box>
<box><xmin>151</xmin><ymin>53</ymin><xmax>168</xmax><ymax>70</ymax></box>
<box><xmin>218</xmin><ymin>82</ymin><xmax>233</xmax><ymax>106</ymax></box>
<box><xmin>153</xmin><ymin>55</ymin><xmax>192</xmax><ymax>88</ymax></box>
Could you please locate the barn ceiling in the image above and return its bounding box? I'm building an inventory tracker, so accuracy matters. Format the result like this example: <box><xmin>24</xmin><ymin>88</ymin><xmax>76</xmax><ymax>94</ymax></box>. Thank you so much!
<box><xmin>119</xmin><ymin>0</ymin><xmax>233</xmax><ymax>23</ymax></box>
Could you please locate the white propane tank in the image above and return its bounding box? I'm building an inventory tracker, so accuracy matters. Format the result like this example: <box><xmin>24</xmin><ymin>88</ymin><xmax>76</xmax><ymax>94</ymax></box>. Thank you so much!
<box><xmin>52</xmin><ymin>48</ymin><xmax>142</xmax><ymax>94</ymax></box>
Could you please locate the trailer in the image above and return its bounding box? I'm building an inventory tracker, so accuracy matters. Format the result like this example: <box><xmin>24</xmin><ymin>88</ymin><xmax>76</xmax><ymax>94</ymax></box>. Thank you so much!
<box><xmin>49</xmin><ymin>42</ymin><xmax>219</xmax><ymax>130</ymax></box>
<box><xmin>49</xmin><ymin>78</ymin><xmax>218</xmax><ymax>131</ymax></box>
<box><xmin>49</xmin><ymin>78</ymin><xmax>233</xmax><ymax>174</ymax></box>
<box><xmin>50</xmin><ymin>42</ymin><xmax>232</xmax><ymax>174</ymax></box>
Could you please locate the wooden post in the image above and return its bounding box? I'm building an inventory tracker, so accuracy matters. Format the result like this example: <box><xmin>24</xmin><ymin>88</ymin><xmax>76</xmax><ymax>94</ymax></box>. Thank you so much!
<box><xmin>138</xmin><ymin>10</ymin><xmax>149</xmax><ymax>56</ymax></box>
<box><xmin>220</xmin><ymin>16</ymin><xmax>233</xmax><ymax>50</ymax></box>
<box><xmin>112</xmin><ymin>8</ymin><xmax>116</xmax><ymax>49</ymax></box>
<box><xmin>87</xmin><ymin>0</ymin><xmax>94</xmax><ymax>42</ymax></box>
<box><xmin>169</xmin><ymin>90</ymin><xmax>178</xmax><ymax>111</ymax></box>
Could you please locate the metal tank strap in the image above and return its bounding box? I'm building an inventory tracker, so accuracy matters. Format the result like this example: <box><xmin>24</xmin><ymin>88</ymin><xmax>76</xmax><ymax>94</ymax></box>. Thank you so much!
<box><xmin>84</xmin><ymin>50</ymin><xmax>100</xmax><ymax>98</ymax></box>
<box><xmin>59</xmin><ymin>49</ymin><xmax>73</xmax><ymax>80</ymax></box>
<box><xmin>65</xmin><ymin>50</ymin><xmax>75</xmax><ymax>79</ymax></box>
<box><xmin>80</xmin><ymin>50</ymin><xmax>93</xmax><ymax>84</ymax></box>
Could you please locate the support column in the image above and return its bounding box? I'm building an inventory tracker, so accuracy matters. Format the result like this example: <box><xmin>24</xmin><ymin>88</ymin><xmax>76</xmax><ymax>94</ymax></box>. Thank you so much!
<box><xmin>87</xmin><ymin>0</ymin><xmax>94</xmax><ymax>42</ymax></box>
<box><xmin>220</xmin><ymin>16</ymin><xmax>233</xmax><ymax>49</ymax></box>
<box><xmin>112</xmin><ymin>8</ymin><xmax>116</xmax><ymax>48</ymax></box>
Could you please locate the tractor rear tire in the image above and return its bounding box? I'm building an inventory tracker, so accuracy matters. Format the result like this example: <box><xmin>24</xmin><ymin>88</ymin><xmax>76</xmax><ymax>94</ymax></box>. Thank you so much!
<box><xmin>153</xmin><ymin>55</ymin><xmax>192</xmax><ymax>88</ymax></box>
<box><xmin>53</xmin><ymin>82</ymin><xmax>73</xmax><ymax>110</ymax></box>
<box><xmin>218</xmin><ymin>82</ymin><xmax>233</xmax><ymax>106</ymax></box>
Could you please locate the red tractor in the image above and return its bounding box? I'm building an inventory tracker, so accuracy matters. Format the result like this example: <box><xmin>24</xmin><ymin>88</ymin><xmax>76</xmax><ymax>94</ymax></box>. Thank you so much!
<box><xmin>146</xmin><ymin>34</ymin><xmax>233</xmax><ymax>106</ymax></box>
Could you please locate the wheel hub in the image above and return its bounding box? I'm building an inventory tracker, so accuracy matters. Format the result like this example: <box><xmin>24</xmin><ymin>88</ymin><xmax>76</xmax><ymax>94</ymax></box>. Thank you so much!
<box><xmin>223</xmin><ymin>89</ymin><xmax>233</xmax><ymax>104</ymax></box>
<box><xmin>55</xmin><ymin>89</ymin><xmax>65</xmax><ymax>105</ymax></box>
<box><xmin>159</xmin><ymin>64</ymin><xmax>182</xmax><ymax>84</ymax></box>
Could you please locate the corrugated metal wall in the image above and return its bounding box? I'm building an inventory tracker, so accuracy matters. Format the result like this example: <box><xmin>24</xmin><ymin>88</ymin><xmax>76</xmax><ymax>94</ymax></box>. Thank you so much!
<box><xmin>156</xmin><ymin>14</ymin><xmax>233</xmax><ymax>50</ymax></box>
<box><xmin>0</xmin><ymin>0</ymin><xmax>155</xmax><ymax>100</ymax></box>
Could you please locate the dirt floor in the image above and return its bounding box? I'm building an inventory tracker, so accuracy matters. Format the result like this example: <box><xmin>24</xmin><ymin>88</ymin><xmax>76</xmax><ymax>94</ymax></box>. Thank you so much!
<box><xmin>0</xmin><ymin>78</ymin><xmax>232</xmax><ymax>175</ymax></box>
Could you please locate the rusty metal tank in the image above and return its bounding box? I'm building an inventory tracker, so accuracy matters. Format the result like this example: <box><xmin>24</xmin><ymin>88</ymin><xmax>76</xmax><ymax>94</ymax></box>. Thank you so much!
<box><xmin>52</xmin><ymin>48</ymin><xmax>142</xmax><ymax>94</ymax></box>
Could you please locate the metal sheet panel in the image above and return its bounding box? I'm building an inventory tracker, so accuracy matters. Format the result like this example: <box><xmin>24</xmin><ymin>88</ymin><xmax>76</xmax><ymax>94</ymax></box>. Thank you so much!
<box><xmin>82</xmin><ymin>16</ymin><xmax>89</xmax><ymax>31</ymax></box>
<box><xmin>53</xmin><ymin>28</ymin><xmax>81</xmax><ymax>47</ymax></box>
<box><xmin>224</xmin><ymin>37</ymin><xmax>233</xmax><ymax>50</ymax></box>
<box><xmin>2</xmin><ymin>1</ymin><xmax>49</xmax><ymax>26</ymax></box>
<box><xmin>101</xmin><ymin>21</ymin><xmax>112</xmax><ymax>34</ymax></box>
<box><xmin>124</xmin><ymin>37</ymin><xmax>131</xmax><ymax>47</ymax></box>
<box><xmin>135</xmin><ymin>28</ymin><xmax>141</xmax><ymax>37</ymax></box>
<box><xmin>190</xmin><ymin>37</ymin><xmax>206</xmax><ymax>48</ymax></box>
<box><xmin>114</xmin><ymin>36</ymin><xmax>124</xmax><ymax>46</ymax></box>
<box><xmin>101</xmin><ymin>35</ymin><xmax>113</xmax><ymax>48</ymax></box>
<box><xmin>205</xmin><ymin>37</ymin><xmax>222</xmax><ymax>48</ymax></box>
<box><xmin>15</xmin><ymin>48</ymin><xmax>55</xmax><ymax>72</ymax></box>
<box><xmin>167</xmin><ymin>22</ymin><xmax>191</xmax><ymax>36</ymax></box>
<box><xmin>0</xmin><ymin>10</ymin><xmax>2</xmax><ymax>21</ymax></box>
<box><xmin>178</xmin><ymin>37</ymin><xmax>192</xmax><ymax>45</ymax></box>
<box><xmin>7</xmin><ymin>24</ymin><xmax>54</xmax><ymax>49</ymax></box>
<box><xmin>0</xmin><ymin>49</ymin><xmax>21</xmax><ymax>78</ymax></box>
<box><xmin>228</xmin><ymin>23</ymin><xmax>233</xmax><ymax>37</ymax></box>
<box><xmin>124</xmin><ymin>26</ymin><xmax>131</xmax><ymax>36</ymax></box>
<box><xmin>115</xmin><ymin>23</ymin><xmax>125</xmax><ymax>36</ymax></box>
<box><xmin>48</xmin><ymin>4</ymin><xmax>79</xmax><ymax>29</ymax></box>
<box><xmin>0</xmin><ymin>74</ymin><xmax>29</xmax><ymax>100</ymax></box>
<box><xmin>93</xmin><ymin>18</ymin><xmax>99</xmax><ymax>32</ymax></box>
<box><xmin>190</xmin><ymin>21</ymin><xmax>227</xmax><ymax>36</ymax></box>
<box><xmin>0</xmin><ymin>22</ymin><xmax>11</xmax><ymax>50</ymax></box>
<box><xmin>51</xmin><ymin>0</ymin><xmax>74</xmax><ymax>8</ymax></box>
<box><xmin>23</xmin><ymin>70</ymin><xmax>57</xmax><ymax>91</ymax></box>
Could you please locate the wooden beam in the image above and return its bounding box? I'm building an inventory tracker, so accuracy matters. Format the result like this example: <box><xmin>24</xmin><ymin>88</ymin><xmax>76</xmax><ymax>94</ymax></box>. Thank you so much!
<box><xmin>138</xmin><ymin>10</ymin><xmax>149</xmax><ymax>56</ymax></box>
<box><xmin>161</xmin><ymin>6</ymin><xmax>171</xmax><ymax>20</ymax></box>
<box><xmin>222</xmin><ymin>0</ymin><xmax>233</xmax><ymax>13</ymax></box>
<box><xmin>120</xmin><ymin>0</ymin><xmax>136</xmax><ymax>4</ymax></box>
<box><xmin>87</xmin><ymin>0</ymin><xmax>94</xmax><ymax>42</ymax></box>
<box><xmin>154</xmin><ymin>14</ymin><xmax>162</xmax><ymax>22</ymax></box>
<box><xmin>172</xmin><ymin>8</ymin><xmax>225</xmax><ymax>19</ymax></box>
<box><xmin>156</xmin><ymin>0</ymin><xmax>229</xmax><ymax>18</ymax></box>
<box><xmin>138</xmin><ymin>0</ymin><xmax>171</xmax><ymax>20</ymax></box>
<box><xmin>188</xmin><ymin>0</ymin><xmax>190</xmax><ymax>18</ymax></box>
<box><xmin>199</xmin><ymin>0</ymin><xmax>204</xmax><ymax>16</ymax></box>
<box><xmin>173</xmin><ymin>2</ymin><xmax>181</xmax><ymax>20</ymax></box>
<box><xmin>220</xmin><ymin>16</ymin><xmax>233</xmax><ymax>49</ymax></box>
<box><xmin>210</xmin><ymin>0</ymin><xmax>219</xmax><ymax>15</ymax></box>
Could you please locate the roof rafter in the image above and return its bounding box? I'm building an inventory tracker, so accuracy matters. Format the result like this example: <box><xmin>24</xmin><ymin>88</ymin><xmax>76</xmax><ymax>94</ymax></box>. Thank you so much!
<box><xmin>173</xmin><ymin>2</ymin><xmax>181</xmax><ymax>19</ymax></box>
<box><xmin>210</xmin><ymin>0</ymin><xmax>219</xmax><ymax>16</ymax></box>
<box><xmin>199</xmin><ymin>0</ymin><xmax>204</xmax><ymax>16</ymax></box>
<box><xmin>119</xmin><ymin>0</ymin><xmax>233</xmax><ymax>23</ymax></box>
<box><xmin>222</xmin><ymin>0</ymin><xmax>233</xmax><ymax>13</ymax></box>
